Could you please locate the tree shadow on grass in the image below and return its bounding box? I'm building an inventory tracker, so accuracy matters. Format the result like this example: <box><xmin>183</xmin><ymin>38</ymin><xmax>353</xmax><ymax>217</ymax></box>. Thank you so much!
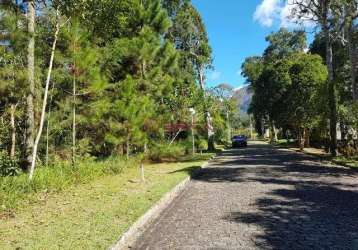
<box><xmin>176</xmin><ymin>154</ymin><xmax>214</xmax><ymax>163</ymax></box>
<box><xmin>169</xmin><ymin>166</ymin><xmax>202</xmax><ymax>176</ymax></box>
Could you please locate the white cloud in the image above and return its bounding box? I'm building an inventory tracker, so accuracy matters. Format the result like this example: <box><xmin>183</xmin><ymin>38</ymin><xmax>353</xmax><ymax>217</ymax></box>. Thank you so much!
<box><xmin>279</xmin><ymin>2</ymin><xmax>294</xmax><ymax>27</ymax></box>
<box><xmin>253</xmin><ymin>0</ymin><xmax>281</xmax><ymax>27</ymax></box>
<box><xmin>209</xmin><ymin>70</ymin><xmax>221</xmax><ymax>81</ymax></box>
<box><xmin>280</xmin><ymin>1</ymin><xmax>315</xmax><ymax>28</ymax></box>
<box><xmin>254</xmin><ymin>0</ymin><xmax>314</xmax><ymax>28</ymax></box>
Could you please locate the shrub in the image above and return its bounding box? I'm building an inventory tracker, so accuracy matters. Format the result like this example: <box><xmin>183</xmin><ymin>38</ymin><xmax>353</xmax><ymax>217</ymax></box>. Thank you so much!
<box><xmin>196</xmin><ymin>138</ymin><xmax>208</xmax><ymax>152</ymax></box>
<box><xmin>0</xmin><ymin>151</ymin><xmax>21</xmax><ymax>177</ymax></box>
<box><xmin>148</xmin><ymin>143</ymin><xmax>185</xmax><ymax>162</ymax></box>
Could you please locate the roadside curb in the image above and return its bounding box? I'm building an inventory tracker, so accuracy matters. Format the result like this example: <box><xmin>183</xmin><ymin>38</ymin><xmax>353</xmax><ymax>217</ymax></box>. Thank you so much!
<box><xmin>110</xmin><ymin>158</ymin><xmax>214</xmax><ymax>250</ymax></box>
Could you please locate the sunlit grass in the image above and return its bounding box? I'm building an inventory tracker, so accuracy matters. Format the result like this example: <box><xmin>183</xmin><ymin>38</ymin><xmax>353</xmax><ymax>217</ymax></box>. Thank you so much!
<box><xmin>333</xmin><ymin>156</ymin><xmax>358</xmax><ymax>169</ymax></box>
<box><xmin>0</xmin><ymin>157</ymin><xmax>139</xmax><ymax>212</ymax></box>
<box><xmin>0</xmin><ymin>155</ymin><xmax>211</xmax><ymax>249</ymax></box>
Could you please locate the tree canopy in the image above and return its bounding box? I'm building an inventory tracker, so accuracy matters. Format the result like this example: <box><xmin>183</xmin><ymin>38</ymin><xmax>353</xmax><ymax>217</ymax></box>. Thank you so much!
<box><xmin>0</xmin><ymin>0</ymin><xmax>238</xmax><ymax>178</ymax></box>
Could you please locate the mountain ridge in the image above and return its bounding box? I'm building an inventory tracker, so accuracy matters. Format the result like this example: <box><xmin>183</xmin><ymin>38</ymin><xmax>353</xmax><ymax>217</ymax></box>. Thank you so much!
<box><xmin>232</xmin><ymin>84</ymin><xmax>252</xmax><ymax>113</ymax></box>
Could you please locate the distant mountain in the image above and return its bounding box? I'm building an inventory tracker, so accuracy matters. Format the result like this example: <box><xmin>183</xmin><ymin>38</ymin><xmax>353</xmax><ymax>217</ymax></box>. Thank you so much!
<box><xmin>232</xmin><ymin>84</ymin><xmax>252</xmax><ymax>113</ymax></box>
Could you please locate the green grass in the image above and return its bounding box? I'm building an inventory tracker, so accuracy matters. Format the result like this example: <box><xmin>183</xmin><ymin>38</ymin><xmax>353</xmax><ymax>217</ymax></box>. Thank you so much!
<box><xmin>332</xmin><ymin>156</ymin><xmax>358</xmax><ymax>169</ymax></box>
<box><xmin>271</xmin><ymin>139</ymin><xmax>297</xmax><ymax>147</ymax></box>
<box><xmin>0</xmin><ymin>157</ymin><xmax>140</xmax><ymax>212</ymax></box>
<box><xmin>270</xmin><ymin>139</ymin><xmax>358</xmax><ymax>169</ymax></box>
<box><xmin>0</xmin><ymin>155</ymin><xmax>212</xmax><ymax>250</ymax></box>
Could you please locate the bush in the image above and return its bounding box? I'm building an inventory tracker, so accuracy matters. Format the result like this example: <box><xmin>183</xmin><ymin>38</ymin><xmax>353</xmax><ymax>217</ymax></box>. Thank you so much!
<box><xmin>148</xmin><ymin>143</ymin><xmax>185</xmax><ymax>162</ymax></box>
<box><xmin>196</xmin><ymin>138</ymin><xmax>208</xmax><ymax>152</ymax></box>
<box><xmin>0</xmin><ymin>151</ymin><xmax>21</xmax><ymax>177</ymax></box>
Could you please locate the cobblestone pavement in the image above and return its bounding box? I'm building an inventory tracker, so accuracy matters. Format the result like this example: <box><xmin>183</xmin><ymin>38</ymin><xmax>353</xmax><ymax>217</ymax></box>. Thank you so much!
<box><xmin>131</xmin><ymin>141</ymin><xmax>358</xmax><ymax>250</ymax></box>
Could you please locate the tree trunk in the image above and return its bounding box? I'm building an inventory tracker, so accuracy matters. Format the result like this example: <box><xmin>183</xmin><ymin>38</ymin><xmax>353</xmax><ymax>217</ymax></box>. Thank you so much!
<box><xmin>25</xmin><ymin>0</ymin><xmax>35</xmax><ymax>170</ymax></box>
<box><xmin>126</xmin><ymin>136</ymin><xmax>130</xmax><ymax>159</ymax></box>
<box><xmin>206</xmin><ymin>112</ymin><xmax>215</xmax><ymax>151</ymax></box>
<box><xmin>327</xmin><ymin>42</ymin><xmax>338</xmax><ymax>156</ymax></box>
<box><xmin>249</xmin><ymin>115</ymin><xmax>253</xmax><ymax>140</ymax></box>
<box><xmin>10</xmin><ymin>104</ymin><xmax>16</xmax><ymax>159</ymax></box>
<box><xmin>119</xmin><ymin>144</ymin><xmax>124</xmax><ymax>156</ymax></box>
<box><xmin>45</xmin><ymin>81</ymin><xmax>56</xmax><ymax>167</ymax></box>
<box><xmin>340</xmin><ymin>121</ymin><xmax>347</xmax><ymax>141</ymax></box>
<box><xmin>191</xmin><ymin>114</ymin><xmax>195</xmax><ymax>155</ymax></box>
<box><xmin>140</xmin><ymin>163</ymin><xmax>145</xmax><ymax>182</ymax></box>
<box><xmin>144</xmin><ymin>142</ymin><xmax>148</xmax><ymax>154</ymax></box>
<box><xmin>29</xmin><ymin>12</ymin><xmax>60</xmax><ymax>180</ymax></box>
<box><xmin>298</xmin><ymin>128</ymin><xmax>304</xmax><ymax>150</ymax></box>
<box><xmin>273</xmin><ymin>123</ymin><xmax>278</xmax><ymax>142</ymax></box>
<box><xmin>45</xmin><ymin>117</ymin><xmax>49</xmax><ymax>167</ymax></box>
<box><xmin>348</xmin><ymin>22</ymin><xmax>357</xmax><ymax>101</ymax></box>
<box><xmin>199</xmin><ymin>66</ymin><xmax>205</xmax><ymax>90</ymax></box>
<box><xmin>285</xmin><ymin>129</ymin><xmax>290</xmax><ymax>142</ymax></box>
<box><xmin>72</xmin><ymin>60</ymin><xmax>76</xmax><ymax>167</ymax></box>
<box><xmin>322</xmin><ymin>5</ymin><xmax>338</xmax><ymax>156</ymax></box>
<box><xmin>304</xmin><ymin>128</ymin><xmax>310</xmax><ymax>148</ymax></box>
<box><xmin>199</xmin><ymin>67</ymin><xmax>215</xmax><ymax>151</ymax></box>
<box><xmin>227</xmin><ymin>111</ymin><xmax>231</xmax><ymax>142</ymax></box>
<box><xmin>269</xmin><ymin>119</ymin><xmax>277</xmax><ymax>143</ymax></box>
<box><xmin>324</xmin><ymin>127</ymin><xmax>330</xmax><ymax>153</ymax></box>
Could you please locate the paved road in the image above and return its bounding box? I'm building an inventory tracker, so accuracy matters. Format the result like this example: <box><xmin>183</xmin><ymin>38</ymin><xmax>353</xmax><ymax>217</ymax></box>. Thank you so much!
<box><xmin>131</xmin><ymin>141</ymin><xmax>358</xmax><ymax>250</ymax></box>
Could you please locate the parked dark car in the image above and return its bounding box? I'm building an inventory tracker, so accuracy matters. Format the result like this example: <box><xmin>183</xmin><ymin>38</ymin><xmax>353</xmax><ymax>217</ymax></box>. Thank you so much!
<box><xmin>232</xmin><ymin>135</ymin><xmax>247</xmax><ymax>147</ymax></box>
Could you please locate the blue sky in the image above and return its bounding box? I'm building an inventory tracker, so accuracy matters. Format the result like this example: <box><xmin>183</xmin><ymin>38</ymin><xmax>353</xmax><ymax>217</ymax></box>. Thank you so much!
<box><xmin>191</xmin><ymin>0</ymin><xmax>306</xmax><ymax>89</ymax></box>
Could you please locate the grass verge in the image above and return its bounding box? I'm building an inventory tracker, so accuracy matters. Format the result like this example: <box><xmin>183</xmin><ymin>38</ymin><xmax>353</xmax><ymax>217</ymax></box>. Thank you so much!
<box><xmin>271</xmin><ymin>139</ymin><xmax>358</xmax><ymax>169</ymax></box>
<box><xmin>0</xmin><ymin>154</ymin><xmax>212</xmax><ymax>249</ymax></box>
<box><xmin>0</xmin><ymin>157</ymin><xmax>140</xmax><ymax>213</ymax></box>
<box><xmin>332</xmin><ymin>156</ymin><xmax>358</xmax><ymax>169</ymax></box>
<box><xmin>271</xmin><ymin>139</ymin><xmax>298</xmax><ymax>147</ymax></box>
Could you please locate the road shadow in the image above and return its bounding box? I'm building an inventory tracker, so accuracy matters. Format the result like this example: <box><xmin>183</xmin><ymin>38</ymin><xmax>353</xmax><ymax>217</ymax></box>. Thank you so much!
<box><xmin>195</xmin><ymin>142</ymin><xmax>358</xmax><ymax>249</ymax></box>
<box><xmin>193</xmin><ymin>143</ymin><xmax>358</xmax><ymax>184</ymax></box>
<box><xmin>224</xmin><ymin>179</ymin><xmax>358</xmax><ymax>249</ymax></box>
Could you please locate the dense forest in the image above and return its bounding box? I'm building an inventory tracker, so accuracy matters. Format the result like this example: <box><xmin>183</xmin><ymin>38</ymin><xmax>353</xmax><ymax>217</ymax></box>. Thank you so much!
<box><xmin>243</xmin><ymin>0</ymin><xmax>358</xmax><ymax>157</ymax></box>
<box><xmin>0</xmin><ymin>0</ymin><xmax>238</xmax><ymax>179</ymax></box>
